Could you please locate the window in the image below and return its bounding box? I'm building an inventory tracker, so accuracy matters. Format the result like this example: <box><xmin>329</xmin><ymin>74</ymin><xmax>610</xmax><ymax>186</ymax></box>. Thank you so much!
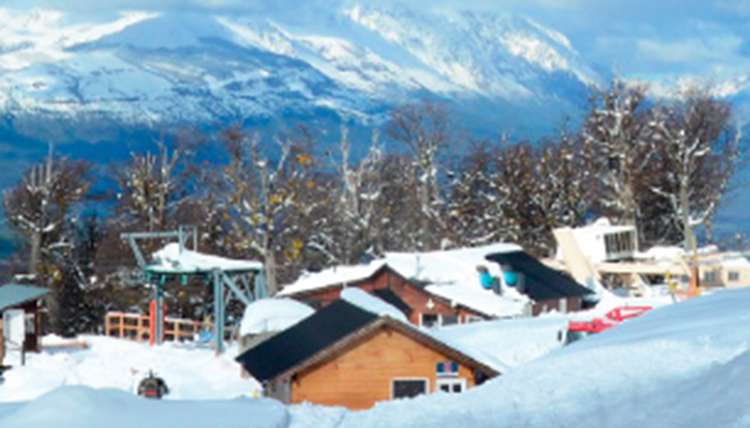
<box><xmin>420</xmin><ymin>314</ymin><xmax>440</xmax><ymax>328</ymax></box>
<box><xmin>729</xmin><ymin>271</ymin><xmax>740</xmax><ymax>282</ymax></box>
<box><xmin>704</xmin><ymin>271</ymin><xmax>718</xmax><ymax>283</ymax></box>
<box><xmin>464</xmin><ymin>315</ymin><xmax>484</xmax><ymax>323</ymax></box>
<box><xmin>24</xmin><ymin>313</ymin><xmax>35</xmax><ymax>334</ymax></box>
<box><xmin>442</xmin><ymin>315</ymin><xmax>458</xmax><ymax>326</ymax></box>
<box><xmin>392</xmin><ymin>379</ymin><xmax>428</xmax><ymax>399</ymax></box>
<box><xmin>436</xmin><ymin>378</ymin><xmax>466</xmax><ymax>394</ymax></box>
<box><xmin>604</xmin><ymin>231</ymin><xmax>635</xmax><ymax>259</ymax></box>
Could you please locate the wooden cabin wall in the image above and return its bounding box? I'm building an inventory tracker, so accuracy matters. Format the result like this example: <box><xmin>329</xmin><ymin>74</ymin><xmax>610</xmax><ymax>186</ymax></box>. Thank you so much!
<box><xmin>289</xmin><ymin>325</ymin><xmax>481</xmax><ymax>410</ymax></box>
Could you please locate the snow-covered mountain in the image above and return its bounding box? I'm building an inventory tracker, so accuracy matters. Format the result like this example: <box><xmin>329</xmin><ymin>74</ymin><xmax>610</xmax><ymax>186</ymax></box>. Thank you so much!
<box><xmin>0</xmin><ymin>4</ymin><xmax>603</xmax><ymax>141</ymax></box>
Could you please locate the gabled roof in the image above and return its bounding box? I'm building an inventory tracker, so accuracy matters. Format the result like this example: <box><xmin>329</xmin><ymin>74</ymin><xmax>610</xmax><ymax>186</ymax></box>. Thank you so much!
<box><xmin>486</xmin><ymin>251</ymin><xmax>592</xmax><ymax>301</ymax></box>
<box><xmin>235</xmin><ymin>300</ymin><xmax>499</xmax><ymax>383</ymax></box>
<box><xmin>279</xmin><ymin>242</ymin><xmax>523</xmax><ymax>298</ymax></box>
<box><xmin>236</xmin><ymin>300</ymin><xmax>377</xmax><ymax>381</ymax></box>
<box><xmin>0</xmin><ymin>284</ymin><xmax>48</xmax><ymax>311</ymax></box>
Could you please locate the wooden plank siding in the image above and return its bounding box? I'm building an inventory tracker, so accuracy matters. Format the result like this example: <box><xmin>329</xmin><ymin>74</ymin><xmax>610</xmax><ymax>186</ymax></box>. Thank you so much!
<box><xmin>292</xmin><ymin>266</ymin><xmax>488</xmax><ymax>326</ymax></box>
<box><xmin>290</xmin><ymin>325</ymin><xmax>478</xmax><ymax>409</ymax></box>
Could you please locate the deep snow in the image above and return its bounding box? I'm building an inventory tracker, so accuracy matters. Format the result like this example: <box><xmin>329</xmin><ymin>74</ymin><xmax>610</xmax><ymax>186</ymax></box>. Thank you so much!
<box><xmin>3</xmin><ymin>288</ymin><xmax>750</xmax><ymax>427</ymax></box>
<box><xmin>0</xmin><ymin>335</ymin><xmax>259</xmax><ymax>402</ymax></box>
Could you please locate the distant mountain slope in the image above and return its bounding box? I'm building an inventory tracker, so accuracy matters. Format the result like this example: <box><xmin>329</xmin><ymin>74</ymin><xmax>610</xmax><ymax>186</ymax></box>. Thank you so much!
<box><xmin>0</xmin><ymin>4</ymin><xmax>602</xmax><ymax>139</ymax></box>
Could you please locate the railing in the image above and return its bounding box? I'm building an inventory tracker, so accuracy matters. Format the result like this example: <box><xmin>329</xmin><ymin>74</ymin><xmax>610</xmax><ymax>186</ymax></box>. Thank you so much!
<box><xmin>104</xmin><ymin>312</ymin><xmax>212</xmax><ymax>343</ymax></box>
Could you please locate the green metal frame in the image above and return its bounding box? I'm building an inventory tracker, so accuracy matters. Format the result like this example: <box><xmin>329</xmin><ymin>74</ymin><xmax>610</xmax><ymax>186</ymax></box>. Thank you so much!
<box><xmin>122</xmin><ymin>227</ymin><xmax>266</xmax><ymax>354</ymax></box>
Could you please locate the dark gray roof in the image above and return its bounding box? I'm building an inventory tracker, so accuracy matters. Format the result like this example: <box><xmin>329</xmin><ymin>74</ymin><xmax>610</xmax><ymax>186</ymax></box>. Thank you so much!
<box><xmin>235</xmin><ymin>299</ymin><xmax>500</xmax><ymax>383</ymax></box>
<box><xmin>236</xmin><ymin>300</ymin><xmax>378</xmax><ymax>382</ymax></box>
<box><xmin>486</xmin><ymin>251</ymin><xmax>592</xmax><ymax>301</ymax></box>
<box><xmin>0</xmin><ymin>284</ymin><xmax>48</xmax><ymax>311</ymax></box>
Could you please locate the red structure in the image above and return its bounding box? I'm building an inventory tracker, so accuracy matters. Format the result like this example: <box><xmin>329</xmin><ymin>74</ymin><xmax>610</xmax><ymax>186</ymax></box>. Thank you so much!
<box><xmin>568</xmin><ymin>306</ymin><xmax>652</xmax><ymax>335</ymax></box>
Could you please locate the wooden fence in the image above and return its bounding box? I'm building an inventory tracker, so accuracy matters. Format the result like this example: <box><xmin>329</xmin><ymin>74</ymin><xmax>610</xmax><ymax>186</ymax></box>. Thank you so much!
<box><xmin>104</xmin><ymin>312</ymin><xmax>211</xmax><ymax>343</ymax></box>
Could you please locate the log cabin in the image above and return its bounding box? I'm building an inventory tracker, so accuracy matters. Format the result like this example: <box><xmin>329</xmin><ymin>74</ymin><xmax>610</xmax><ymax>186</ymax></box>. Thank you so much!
<box><xmin>235</xmin><ymin>300</ymin><xmax>499</xmax><ymax>410</ymax></box>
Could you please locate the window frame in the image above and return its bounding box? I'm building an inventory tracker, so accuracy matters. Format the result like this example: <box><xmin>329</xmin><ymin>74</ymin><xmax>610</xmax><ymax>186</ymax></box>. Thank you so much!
<box><xmin>419</xmin><ymin>313</ymin><xmax>441</xmax><ymax>328</ymax></box>
<box><xmin>436</xmin><ymin>378</ymin><xmax>467</xmax><ymax>394</ymax></box>
<box><xmin>391</xmin><ymin>377</ymin><xmax>429</xmax><ymax>400</ymax></box>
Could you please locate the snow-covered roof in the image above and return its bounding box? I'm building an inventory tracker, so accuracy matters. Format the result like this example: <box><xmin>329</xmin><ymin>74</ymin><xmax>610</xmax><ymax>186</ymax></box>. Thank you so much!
<box><xmin>279</xmin><ymin>243</ymin><xmax>528</xmax><ymax>317</ymax></box>
<box><xmin>382</xmin><ymin>243</ymin><xmax>522</xmax><ymax>285</ymax></box>
<box><xmin>239</xmin><ymin>298</ymin><xmax>315</xmax><ymax>336</ymax></box>
<box><xmin>148</xmin><ymin>243</ymin><xmax>263</xmax><ymax>274</ymax></box>
<box><xmin>425</xmin><ymin>284</ymin><xmax>527</xmax><ymax>318</ymax></box>
<box><xmin>720</xmin><ymin>255</ymin><xmax>750</xmax><ymax>269</ymax></box>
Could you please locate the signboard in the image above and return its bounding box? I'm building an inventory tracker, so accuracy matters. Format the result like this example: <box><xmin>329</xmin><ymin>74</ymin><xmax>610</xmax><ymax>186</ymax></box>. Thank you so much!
<box><xmin>3</xmin><ymin>309</ymin><xmax>25</xmax><ymax>346</ymax></box>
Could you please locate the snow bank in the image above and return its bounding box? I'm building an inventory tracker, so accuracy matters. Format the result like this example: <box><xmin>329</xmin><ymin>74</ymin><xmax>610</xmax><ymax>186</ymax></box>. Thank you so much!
<box><xmin>341</xmin><ymin>288</ymin><xmax>407</xmax><ymax>322</ymax></box>
<box><xmin>430</xmin><ymin>315</ymin><xmax>568</xmax><ymax>371</ymax></box>
<box><xmin>319</xmin><ymin>288</ymin><xmax>750</xmax><ymax>428</ymax></box>
<box><xmin>239</xmin><ymin>298</ymin><xmax>314</xmax><ymax>336</ymax></box>
<box><xmin>0</xmin><ymin>335</ymin><xmax>259</xmax><ymax>402</ymax></box>
<box><xmin>150</xmin><ymin>242</ymin><xmax>263</xmax><ymax>273</ymax></box>
<box><xmin>0</xmin><ymin>386</ymin><xmax>288</xmax><ymax>428</ymax></box>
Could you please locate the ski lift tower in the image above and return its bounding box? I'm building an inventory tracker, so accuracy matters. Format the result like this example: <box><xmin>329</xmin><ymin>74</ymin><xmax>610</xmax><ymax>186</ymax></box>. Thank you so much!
<box><xmin>122</xmin><ymin>226</ymin><xmax>267</xmax><ymax>354</ymax></box>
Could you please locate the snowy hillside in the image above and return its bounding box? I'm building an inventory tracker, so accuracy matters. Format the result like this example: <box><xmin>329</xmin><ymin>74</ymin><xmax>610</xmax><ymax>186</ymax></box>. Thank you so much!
<box><xmin>0</xmin><ymin>4</ymin><xmax>600</xmax><ymax>135</ymax></box>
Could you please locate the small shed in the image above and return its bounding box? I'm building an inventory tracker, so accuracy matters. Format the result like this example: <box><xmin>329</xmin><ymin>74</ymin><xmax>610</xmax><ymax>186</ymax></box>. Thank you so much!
<box><xmin>235</xmin><ymin>300</ymin><xmax>499</xmax><ymax>410</ymax></box>
<box><xmin>486</xmin><ymin>251</ymin><xmax>593</xmax><ymax>315</ymax></box>
<box><xmin>0</xmin><ymin>284</ymin><xmax>49</xmax><ymax>363</ymax></box>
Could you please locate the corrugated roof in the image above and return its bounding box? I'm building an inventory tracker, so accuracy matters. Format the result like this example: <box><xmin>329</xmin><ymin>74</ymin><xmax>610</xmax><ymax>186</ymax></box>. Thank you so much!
<box><xmin>486</xmin><ymin>251</ymin><xmax>592</xmax><ymax>301</ymax></box>
<box><xmin>0</xmin><ymin>284</ymin><xmax>48</xmax><ymax>311</ymax></box>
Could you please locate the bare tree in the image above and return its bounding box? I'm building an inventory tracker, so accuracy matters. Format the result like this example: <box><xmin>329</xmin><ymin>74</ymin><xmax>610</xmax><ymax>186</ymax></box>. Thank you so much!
<box><xmin>308</xmin><ymin>127</ymin><xmax>385</xmax><ymax>265</ymax></box>
<box><xmin>116</xmin><ymin>141</ymin><xmax>183</xmax><ymax>232</ymax></box>
<box><xmin>448</xmin><ymin>140</ymin><xmax>508</xmax><ymax>246</ymax></box>
<box><xmin>649</xmin><ymin>90</ymin><xmax>741</xmax><ymax>248</ymax></box>
<box><xmin>386</xmin><ymin>103</ymin><xmax>450</xmax><ymax>250</ymax></box>
<box><xmin>582</xmin><ymin>80</ymin><xmax>655</xmax><ymax>234</ymax></box>
<box><xmin>217</xmin><ymin>128</ymin><xmax>312</xmax><ymax>294</ymax></box>
<box><xmin>3</xmin><ymin>146</ymin><xmax>90</xmax><ymax>276</ymax></box>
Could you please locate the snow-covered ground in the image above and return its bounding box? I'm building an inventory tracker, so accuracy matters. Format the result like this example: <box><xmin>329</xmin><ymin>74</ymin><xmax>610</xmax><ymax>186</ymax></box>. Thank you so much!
<box><xmin>430</xmin><ymin>315</ymin><xmax>569</xmax><ymax>371</ymax></box>
<box><xmin>0</xmin><ymin>386</ymin><xmax>288</xmax><ymax>428</ymax></box>
<box><xmin>318</xmin><ymin>287</ymin><xmax>750</xmax><ymax>427</ymax></box>
<box><xmin>0</xmin><ymin>335</ymin><xmax>259</xmax><ymax>402</ymax></box>
<box><xmin>3</xmin><ymin>288</ymin><xmax>749</xmax><ymax>427</ymax></box>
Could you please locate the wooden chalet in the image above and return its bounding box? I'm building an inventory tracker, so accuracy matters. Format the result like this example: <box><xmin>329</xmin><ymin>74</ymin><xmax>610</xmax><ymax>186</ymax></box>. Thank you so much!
<box><xmin>486</xmin><ymin>251</ymin><xmax>593</xmax><ymax>316</ymax></box>
<box><xmin>236</xmin><ymin>300</ymin><xmax>499</xmax><ymax>409</ymax></box>
<box><xmin>279</xmin><ymin>264</ymin><xmax>491</xmax><ymax>327</ymax></box>
<box><xmin>0</xmin><ymin>284</ymin><xmax>48</xmax><ymax>363</ymax></box>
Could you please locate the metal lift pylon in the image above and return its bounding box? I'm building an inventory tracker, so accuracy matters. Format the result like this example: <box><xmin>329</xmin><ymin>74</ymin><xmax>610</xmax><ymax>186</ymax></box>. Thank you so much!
<box><xmin>121</xmin><ymin>226</ymin><xmax>266</xmax><ymax>354</ymax></box>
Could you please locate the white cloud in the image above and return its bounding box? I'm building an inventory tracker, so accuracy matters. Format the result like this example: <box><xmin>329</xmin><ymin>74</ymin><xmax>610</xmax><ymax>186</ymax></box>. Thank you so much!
<box><xmin>636</xmin><ymin>36</ymin><xmax>743</xmax><ymax>64</ymax></box>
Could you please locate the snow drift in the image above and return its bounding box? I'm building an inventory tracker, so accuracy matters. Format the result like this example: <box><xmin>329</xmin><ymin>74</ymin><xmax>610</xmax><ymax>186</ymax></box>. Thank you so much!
<box><xmin>0</xmin><ymin>386</ymin><xmax>288</xmax><ymax>428</ymax></box>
